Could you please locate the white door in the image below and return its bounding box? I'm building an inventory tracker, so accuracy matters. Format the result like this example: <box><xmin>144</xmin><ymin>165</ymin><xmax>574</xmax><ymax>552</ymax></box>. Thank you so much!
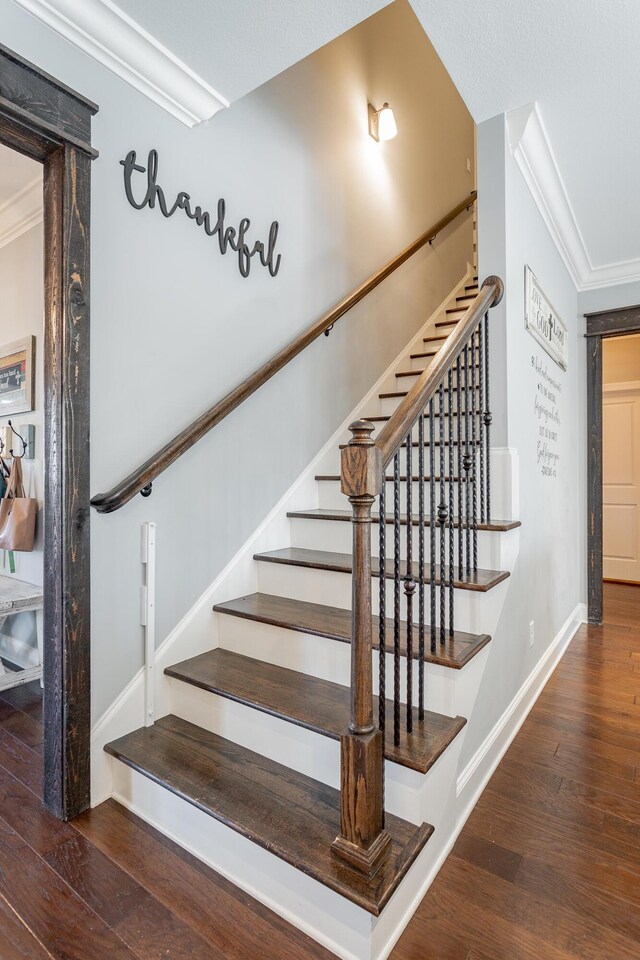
<box><xmin>603</xmin><ymin>384</ymin><xmax>640</xmax><ymax>582</ymax></box>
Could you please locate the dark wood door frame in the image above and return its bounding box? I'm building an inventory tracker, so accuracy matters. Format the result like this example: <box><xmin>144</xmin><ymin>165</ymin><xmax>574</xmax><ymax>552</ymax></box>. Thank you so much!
<box><xmin>0</xmin><ymin>43</ymin><xmax>97</xmax><ymax>818</ymax></box>
<box><xmin>586</xmin><ymin>304</ymin><xmax>640</xmax><ymax>624</ymax></box>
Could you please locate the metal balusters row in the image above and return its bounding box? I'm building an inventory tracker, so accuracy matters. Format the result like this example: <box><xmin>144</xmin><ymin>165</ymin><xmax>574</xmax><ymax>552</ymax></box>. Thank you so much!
<box><xmin>373</xmin><ymin>310</ymin><xmax>493</xmax><ymax>749</ymax></box>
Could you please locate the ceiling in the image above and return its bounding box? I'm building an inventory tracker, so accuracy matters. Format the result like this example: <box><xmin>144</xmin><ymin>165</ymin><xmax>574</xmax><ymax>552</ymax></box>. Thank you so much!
<box><xmin>409</xmin><ymin>0</ymin><xmax>640</xmax><ymax>285</ymax></box>
<box><xmin>9</xmin><ymin>0</ymin><xmax>640</xmax><ymax>288</ymax></box>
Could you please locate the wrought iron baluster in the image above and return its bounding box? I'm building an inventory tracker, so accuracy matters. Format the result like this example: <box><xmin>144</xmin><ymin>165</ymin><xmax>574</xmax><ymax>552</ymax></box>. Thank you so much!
<box><xmin>417</xmin><ymin>413</ymin><xmax>425</xmax><ymax>720</ymax></box>
<box><xmin>483</xmin><ymin>311</ymin><xmax>492</xmax><ymax>523</ymax></box>
<box><xmin>463</xmin><ymin>344</ymin><xmax>471</xmax><ymax>576</ymax></box>
<box><xmin>448</xmin><ymin>369</ymin><xmax>454</xmax><ymax>637</ymax></box>
<box><xmin>438</xmin><ymin>383</ymin><xmax>446</xmax><ymax>644</ymax></box>
<box><xmin>478</xmin><ymin>324</ymin><xmax>485</xmax><ymax>524</ymax></box>
<box><xmin>457</xmin><ymin>355</ymin><xmax>463</xmax><ymax>578</ymax></box>
<box><xmin>471</xmin><ymin>329</ymin><xmax>478</xmax><ymax>573</ymax></box>
<box><xmin>393</xmin><ymin>451</ymin><xmax>401</xmax><ymax>747</ymax></box>
<box><xmin>404</xmin><ymin>432</ymin><xmax>414</xmax><ymax>733</ymax></box>
<box><xmin>378</xmin><ymin>484</ymin><xmax>386</xmax><ymax>734</ymax></box>
<box><xmin>429</xmin><ymin>398</ymin><xmax>436</xmax><ymax>654</ymax></box>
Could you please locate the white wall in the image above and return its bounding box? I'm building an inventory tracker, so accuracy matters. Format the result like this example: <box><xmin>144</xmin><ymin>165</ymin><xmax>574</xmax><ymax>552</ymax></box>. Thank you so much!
<box><xmin>0</xmin><ymin>0</ymin><xmax>475</xmax><ymax>720</ymax></box>
<box><xmin>468</xmin><ymin>112</ymin><xmax>586</xmax><ymax>765</ymax></box>
<box><xmin>579</xmin><ymin>280</ymin><xmax>640</xmax><ymax>317</ymax></box>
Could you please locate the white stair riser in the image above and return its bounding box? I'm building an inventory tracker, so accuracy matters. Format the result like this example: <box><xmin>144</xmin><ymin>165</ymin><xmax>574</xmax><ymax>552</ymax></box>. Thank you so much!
<box><xmin>378</xmin><ymin>394</ymin><xmax>475</xmax><ymax>417</ymax></box>
<box><xmin>289</xmin><ymin>517</ymin><xmax>506</xmax><ymax>569</ymax></box>
<box><xmin>256</xmin><ymin>559</ymin><xmax>509</xmax><ymax>636</ymax></box>
<box><xmin>215</xmin><ymin>613</ymin><xmax>458</xmax><ymax>714</ymax></box>
<box><xmin>169</xmin><ymin>678</ymin><xmax>444</xmax><ymax>824</ymax></box>
<box><xmin>317</xmin><ymin>477</ymin><xmax>477</xmax><ymax>511</ymax></box>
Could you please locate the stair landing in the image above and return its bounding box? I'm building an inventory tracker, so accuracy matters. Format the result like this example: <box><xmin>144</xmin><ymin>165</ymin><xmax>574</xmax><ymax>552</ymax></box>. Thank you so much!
<box><xmin>105</xmin><ymin>714</ymin><xmax>433</xmax><ymax>915</ymax></box>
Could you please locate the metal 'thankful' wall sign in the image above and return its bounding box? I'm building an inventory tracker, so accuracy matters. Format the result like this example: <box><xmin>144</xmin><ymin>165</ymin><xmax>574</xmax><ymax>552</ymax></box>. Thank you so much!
<box><xmin>120</xmin><ymin>149</ymin><xmax>282</xmax><ymax>279</ymax></box>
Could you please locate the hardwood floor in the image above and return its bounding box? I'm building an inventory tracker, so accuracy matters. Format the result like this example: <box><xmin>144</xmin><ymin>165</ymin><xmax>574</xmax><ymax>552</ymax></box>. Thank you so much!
<box><xmin>0</xmin><ymin>581</ymin><xmax>638</xmax><ymax>958</ymax></box>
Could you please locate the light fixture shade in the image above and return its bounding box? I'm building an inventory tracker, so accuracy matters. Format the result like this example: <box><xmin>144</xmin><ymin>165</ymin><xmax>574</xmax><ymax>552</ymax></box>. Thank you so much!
<box><xmin>377</xmin><ymin>103</ymin><xmax>397</xmax><ymax>141</ymax></box>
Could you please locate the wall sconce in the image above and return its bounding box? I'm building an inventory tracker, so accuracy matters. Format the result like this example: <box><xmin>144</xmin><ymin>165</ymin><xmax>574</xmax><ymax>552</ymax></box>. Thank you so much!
<box><xmin>368</xmin><ymin>101</ymin><xmax>397</xmax><ymax>142</ymax></box>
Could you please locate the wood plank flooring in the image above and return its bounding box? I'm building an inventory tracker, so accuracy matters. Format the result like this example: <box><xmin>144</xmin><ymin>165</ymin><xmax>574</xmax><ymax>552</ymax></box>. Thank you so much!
<box><xmin>0</xmin><ymin>581</ymin><xmax>638</xmax><ymax>958</ymax></box>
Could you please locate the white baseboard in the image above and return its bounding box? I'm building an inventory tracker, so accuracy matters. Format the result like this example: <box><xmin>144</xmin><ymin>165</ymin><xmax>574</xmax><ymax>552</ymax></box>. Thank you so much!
<box><xmin>457</xmin><ymin>600</ymin><xmax>586</xmax><ymax>799</ymax></box>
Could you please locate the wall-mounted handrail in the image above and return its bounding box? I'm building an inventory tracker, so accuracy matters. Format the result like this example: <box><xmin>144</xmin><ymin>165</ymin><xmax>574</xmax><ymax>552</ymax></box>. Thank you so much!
<box><xmin>90</xmin><ymin>191</ymin><xmax>477</xmax><ymax>513</ymax></box>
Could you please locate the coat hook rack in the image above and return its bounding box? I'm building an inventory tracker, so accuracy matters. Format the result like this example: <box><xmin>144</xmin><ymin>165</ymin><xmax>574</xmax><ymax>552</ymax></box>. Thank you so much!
<box><xmin>7</xmin><ymin>420</ymin><xmax>27</xmax><ymax>458</ymax></box>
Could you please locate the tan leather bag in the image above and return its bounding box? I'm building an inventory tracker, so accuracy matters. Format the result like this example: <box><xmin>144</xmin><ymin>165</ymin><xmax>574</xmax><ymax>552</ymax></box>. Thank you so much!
<box><xmin>0</xmin><ymin>456</ymin><xmax>37</xmax><ymax>552</ymax></box>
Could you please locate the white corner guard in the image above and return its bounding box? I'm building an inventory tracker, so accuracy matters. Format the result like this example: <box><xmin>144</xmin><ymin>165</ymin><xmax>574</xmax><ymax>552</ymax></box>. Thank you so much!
<box><xmin>12</xmin><ymin>0</ymin><xmax>229</xmax><ymax>126</ymax></box>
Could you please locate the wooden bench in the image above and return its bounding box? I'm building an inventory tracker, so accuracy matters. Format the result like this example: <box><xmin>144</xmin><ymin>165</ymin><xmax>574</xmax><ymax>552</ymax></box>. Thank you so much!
<box><xmin>0</xmin><ymin>575</ymin><xmax>43</xmax><ymax>691</ymax></box>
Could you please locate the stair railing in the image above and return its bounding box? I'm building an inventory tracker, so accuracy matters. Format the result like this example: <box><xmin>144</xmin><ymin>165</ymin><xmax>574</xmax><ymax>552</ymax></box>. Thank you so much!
<box><xmin>91</xmin><ymin>192</ymin><xmax>476</xmax><ymax>513</ymax></box>
<box><xmin>332</xmin><ymin>275</ymin><xmax>504</xmax><ymax>876</ymax></box>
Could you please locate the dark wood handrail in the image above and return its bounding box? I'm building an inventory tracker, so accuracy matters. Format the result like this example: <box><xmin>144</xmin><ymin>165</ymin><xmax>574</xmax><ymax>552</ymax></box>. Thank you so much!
<box><xmin>91</xmin><ymin>191</ymin><xmax>477</xmax><ymax>513</ymax></box>
<box><xmin>376</xmin><ymin>276</ymin><xmax>503</xmax><ymax>468</ymax></box>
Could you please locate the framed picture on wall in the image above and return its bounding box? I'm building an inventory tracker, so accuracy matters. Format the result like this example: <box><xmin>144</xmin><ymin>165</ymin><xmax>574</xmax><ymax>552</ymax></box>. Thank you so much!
<box><xmin>0</xmin><ymin>336</ymin><xmax>35</xmax><ymax>418</ymax></box>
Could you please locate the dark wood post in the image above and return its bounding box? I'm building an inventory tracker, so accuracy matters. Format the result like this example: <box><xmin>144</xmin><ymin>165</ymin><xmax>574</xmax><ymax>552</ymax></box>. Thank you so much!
<box><xmin>331</xmin><ymin>421</ymin><xmax>391</xmax><ymax>876</ymax></box>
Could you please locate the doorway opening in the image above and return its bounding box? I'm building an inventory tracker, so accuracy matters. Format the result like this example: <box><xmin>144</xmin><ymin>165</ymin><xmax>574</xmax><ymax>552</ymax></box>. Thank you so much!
<box><xmin>0</xmin><ymin>144</ymin><xmax>44</xmax><ymax>695</ymax></box>
<box><xmin>586</xmin><ymin>306</ymin><xmax>640</xmax><ymax>623</ymax></box>
<box><xmin>0</xmin><ymin>43</ymin><xmax>96</xmax><ymax>819</ymax></box>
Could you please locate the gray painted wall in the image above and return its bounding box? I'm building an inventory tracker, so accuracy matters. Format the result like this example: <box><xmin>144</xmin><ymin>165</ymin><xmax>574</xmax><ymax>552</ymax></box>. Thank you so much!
<box><xmin>0</xmin><ymin>0</ymin><xmax>474</xmax><ymax>720</ymax></box>
<box><xmin>467</xmin><ymin>112</ymin><xmax>586</xmax><ymax>765</ymax></box>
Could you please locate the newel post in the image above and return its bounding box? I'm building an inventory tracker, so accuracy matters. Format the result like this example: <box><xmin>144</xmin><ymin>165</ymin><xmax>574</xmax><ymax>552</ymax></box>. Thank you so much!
<box><xmin>331</xmin><ymin>420</ymin><xmax>391</xmax><ymax>875</ymax></box>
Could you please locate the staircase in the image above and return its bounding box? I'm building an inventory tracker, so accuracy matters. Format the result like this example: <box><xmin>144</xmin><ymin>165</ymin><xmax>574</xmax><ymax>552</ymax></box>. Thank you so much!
<box><xmin>102</xmin><ymin>264</ymin><xmax>519</xmax><ymax>959</ymax></box>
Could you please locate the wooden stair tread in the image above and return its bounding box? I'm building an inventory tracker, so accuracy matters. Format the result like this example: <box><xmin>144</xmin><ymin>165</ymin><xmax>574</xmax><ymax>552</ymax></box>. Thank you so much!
<box><xmin>379</xmin><ymin>388</ymin><xmax>480</xmax><ymax>399</ymax></box>
<box><xmin>104</xmin><ymin>715</ymin><xmax>433</xmax><ymax>915</ymax></box>
<box><xmin>254</xmin><ymin>547</ymin><xmax>510</xmax><ymax>592</ymax></box>
<box><xmin>165</xmin><ymin>649</ymin><xmax>466</xmax><ymax>774</ymax></box>
<box><xmin>396</xmin><ymin>363</ymin><xmax>479</xmax><ymax>377</ymax></box>
<box><xmin>288</xmin><ymin>507</ymin><xmax>521</xmax><ymax>532</ymax></box>
<box><xmin>316</xmin><ymin>473</ymin><xmax>470</xmax><ymax>482</ymax></box>
<box><xmin>423</xmin><ymin>335</ymin><xmax>448</xmax><ymax>343</ymax></box>
<box><xmin>213</xmin><ymin>592</ymin><xmax>491</xmax><ymax>669</ymax></box>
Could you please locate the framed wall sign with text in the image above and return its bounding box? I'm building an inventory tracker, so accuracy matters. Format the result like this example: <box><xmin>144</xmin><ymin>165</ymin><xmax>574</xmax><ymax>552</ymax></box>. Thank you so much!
<box><xmin>524</xmin><ymin>266</ymin><xmax>568</xmax><ymax>370</ymax></box>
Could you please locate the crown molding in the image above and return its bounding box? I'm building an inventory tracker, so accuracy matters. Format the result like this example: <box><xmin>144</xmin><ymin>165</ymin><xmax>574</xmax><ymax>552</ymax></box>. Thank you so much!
<box><xmin>507</xmin><ymin>102</ymin><xmax>640</xmax><ymax>292</ymax></box>
<box><xmin>0</xmin><ymin>177</ymin><xmax>43</xmax><ymax>250</ymax></box>
<box><xmin>11</xmin><ymin>0</ymin><xmax>229</xmax><ymax>127</ymax></box>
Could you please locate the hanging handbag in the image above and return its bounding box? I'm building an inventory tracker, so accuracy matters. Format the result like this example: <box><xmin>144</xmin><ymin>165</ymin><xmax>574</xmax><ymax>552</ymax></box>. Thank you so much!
<box><xmin>0</xmin><ymin>456</ymin><xmax>37</xmax><ymax>552</ymax></box>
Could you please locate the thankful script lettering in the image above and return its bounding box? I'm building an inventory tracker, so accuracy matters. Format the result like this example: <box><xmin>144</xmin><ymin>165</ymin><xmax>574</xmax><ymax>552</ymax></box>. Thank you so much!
<box><xmin>120</xmin><ymin>149</ymin><xmax>282</xmax><ymax>279</ymax></box>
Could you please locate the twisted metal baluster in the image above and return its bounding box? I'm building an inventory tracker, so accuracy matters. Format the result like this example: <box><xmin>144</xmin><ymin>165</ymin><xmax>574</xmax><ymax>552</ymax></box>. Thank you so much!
<box><xmin>463</xmin><ymin>343</ymin><xmax>471</xmax><ymax>576</ymax></box>
<box><xmin>393</xmin><ymin>451</ymin><xmax>401</xmax><ymax>747</ymax></box>
<box><xmin>438</xmin><ymin>382</ymin><xmax>446</xmax><ymax>644</ymax></box>
<box><xmin>471</xmin><ymin>328</ymin><xmax>478</xmax><ymax>573</ymax></box>
<box><xmin>448</xmin><ymin>368</ymin><xmax>454</xmax><ymax>637</ymax></box>
<box><xmin>429</xmin><ymin>398</ymin><xmax>436</xmax><ymax>653</ymax></box>
<box><xmin>478</xmin><ymin>324</ymin><xmax>485</xmax><ymax>524</ymax></box>
<box><xmin>404</xmin><ymin>432</ymin><xmax>414</xmax><ymax>733</ymax></box>
<box><xmin>484</xmin><ymin>312</ymin><xmax>492</xmax><ymax>523</ymax></box>
<box><xmin>457</xmin><ymin>355</ymin><xmax>463</xmax><ymax>577</ymax></box>
<box><xmin>378</xmin><ymin>484</ymin><xmax>386</xmax><ymax>734</ymax></box>
<box><xmin>417</xmin><ymin>413</ymin><xmax>425</xmax><ymax>720</ymax></box>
